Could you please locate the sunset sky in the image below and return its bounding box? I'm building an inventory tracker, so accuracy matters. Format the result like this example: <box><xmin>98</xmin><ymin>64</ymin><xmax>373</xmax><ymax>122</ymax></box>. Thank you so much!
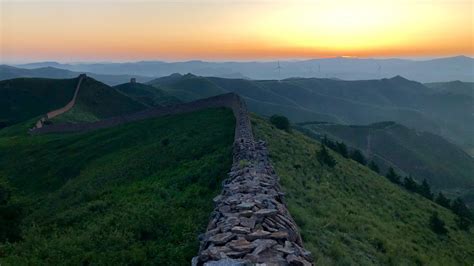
<box><xmin>1</xmin><ymin>0</ymin><xmax>473</xmax><ymax>62</ymax></box>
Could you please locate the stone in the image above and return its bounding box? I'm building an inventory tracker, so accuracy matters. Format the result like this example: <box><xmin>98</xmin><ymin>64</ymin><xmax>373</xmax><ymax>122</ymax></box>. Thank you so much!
<box><xmin>245</xmin><ymin>229</ymin><xmax>271</xmax><ymax>241</ymax></box>
<box><xmin>228</xmin><ymin>238</ymin><xmax>254</xmax><ymax>253</ymax></box>
<box><xmin>250</xmin><ymin>239</ymin><xmax>277</xmax><ymax>255</ymax></box>
<box><xmin>236</xmin><ymin>202</ymin><xmax>255</xmax><ymax>210</ymax></box>
<box><xmin>239</xmin><ymin>210</ymin><xmax>253</xmax><ymax>218</ymax></box>
<box><xmin>286</xmin><ymin>254</ymin><xmax>312</xmax><ymax>266</ymax></box>
<box><xmin>213</xmin><ymin>195</ymin><xmax>223</xmax><ymax>203</ymax></box>
<box><xmin>239</xmin><ymin>217</ymin><xmax>256</xmax><ymax>229</ymax></box>
<box><xmin>208</xmin><ymin>232</ymin><xmax>235</xmax><ymax>245</ymax></box>
<box><xmin>255</xmin><ymin>208</ymin><xmax>278</xmax><ymax>218</ymax></box>
<box><xmin>203</xmin><ymin>258</ymin><xmax>248</xmax><ymax>266</ymax></box>
<box><xmin>269</xmin><ymin>231</ymin><xmax>289</xmax><ymax>240</ymax></box>
<box><xmin>231</xmin><ymin>226</ymin><xmax>251</xmax><ymax>234</ymax></box>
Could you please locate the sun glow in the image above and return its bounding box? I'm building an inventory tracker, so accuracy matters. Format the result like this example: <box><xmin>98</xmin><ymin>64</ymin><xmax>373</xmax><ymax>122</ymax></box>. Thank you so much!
<box><xmin>0</xmin><ymin>0</ymin><xmax>472</xmax><ymax>62</ymax></box>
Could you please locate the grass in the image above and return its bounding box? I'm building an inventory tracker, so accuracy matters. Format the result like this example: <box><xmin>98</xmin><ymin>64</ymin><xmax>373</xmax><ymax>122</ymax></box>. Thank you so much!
<box><xmin>0</xmin><ymin>108</ymin><xmax>235</xmax><ymax>265</ymax></box>
<box><xmin>251</xmin><ymin>114</ymin><xmax>474</xmax><ymax>265</ymax></box>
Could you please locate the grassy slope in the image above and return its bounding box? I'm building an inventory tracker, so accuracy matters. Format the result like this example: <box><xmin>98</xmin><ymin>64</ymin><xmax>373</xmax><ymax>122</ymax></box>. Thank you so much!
<box><xmin>114</xmin><ymin>82</ymin><xmax>181</xmax><ymax>107</ymax></box>
<box><xmin>299</xmin><ymin>122</ymin><xmax>474</xmax><ymax>205</ymax></box>
<box><xmin>53</xmin><ymin>78</ymin><xmax>147</xmax><ymax>123</ymax></box>
<box><xmin>0</xmin><ymin>78</ymin><xmax>78</xmax><ymax>125</ymax></box>
<box><xmin>0</xmin><ymin>108</ymin><xmax>234</xmax><ymax>265</ymax></box>
<box><xmin>251</xmin><ymin>115</ymin><xmax>474</xmax><ymax>265</ymax></box>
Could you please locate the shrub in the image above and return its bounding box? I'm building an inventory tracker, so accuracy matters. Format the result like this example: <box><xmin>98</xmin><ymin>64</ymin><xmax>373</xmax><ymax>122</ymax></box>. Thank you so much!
<box><xmin>368</xmin><ymin>161</ymin><xmax>380</xmax><ymax>173</ymax></box>
<box><xmin>419</xmin><ymin>179</ymin><xmax>433</xmax><ymax>200</ymax></box>
<box><xmin>429</xmin><ymin>212</ymin><xmax>447</xmax><ymax>235</ymax></box>
<box><xmin>435</xmin><ymin>192</ymin><xmax>451</xmax><ymax>209</ymax></box>
<box><xmin>350</xmin><ymin>150</ymin><xmax>366</xmax><ymax>165</ymax></box>
<box><xmin>317</xmin><ymin>144</ymin><xmax>337</xmax><ymax>168</ymax></box>
<box><xmin>269</xmin><ymin>115</ymin><xmax>291</xmax><ymax>132</ymax></box>
<box><xmin>386</xmin><ymin>167</ymin><xmax>400</xmax><ymax>184</ymax></box>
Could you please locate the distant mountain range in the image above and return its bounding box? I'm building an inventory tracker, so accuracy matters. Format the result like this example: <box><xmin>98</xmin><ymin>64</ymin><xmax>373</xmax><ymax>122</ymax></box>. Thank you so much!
<box><xmin>147</xmin><ymin>73</ymin><xmax>474</xmax><ymax>155</ymax></box>
<box><xmin>12</xmin><ymin>55</ymin><xmax>474</xmax><ymax>82</ymax></box>
<box><xmin>0</xmin><ymin>65</ymin><xmax>153</xmax><ymax>86</ymax></box>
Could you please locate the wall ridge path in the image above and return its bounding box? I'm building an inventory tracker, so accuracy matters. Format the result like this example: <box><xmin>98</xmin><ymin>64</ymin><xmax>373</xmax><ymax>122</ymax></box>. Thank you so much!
<box><xmin>33</xmin><ymin>74</ymin><xmax>86</xmax><ymax>129</ymax></box>
<box><xmin>29</xmin><ymin>89</ymin><xmax>313</xmax><ymax>265</ymax></box>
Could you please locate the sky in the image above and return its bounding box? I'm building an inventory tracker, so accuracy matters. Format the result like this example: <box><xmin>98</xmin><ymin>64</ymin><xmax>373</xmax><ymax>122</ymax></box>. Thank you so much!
<box><xmin>0</xmin><ymin>0</ymin><xmax>473</xmax><ymax>62</ymax></box>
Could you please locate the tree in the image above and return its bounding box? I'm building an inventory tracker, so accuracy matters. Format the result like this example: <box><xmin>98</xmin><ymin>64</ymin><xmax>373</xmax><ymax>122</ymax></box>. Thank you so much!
<box><xmin>386</xmin><ymin>167</ymin><xmax>400</xmax><ymax>184</ymax></box>
<box><xmin>435</xmin><ymin>192</ymin><xmax>451</xmax><ymax>209</ymax></box>
<box><xmin>269</xmin><ymin>115</ymin><xmax>291</xmax><ymax>132</ymax></box>
<box><xmin>451</xmin><ymin>198</ymin><xmax>473</xmax><ymax>220</ymax></box>
<box><xmin>419</xmin><ymin>179</ymin><xmax>433</xmax><ymax>200</ymax></box>
<box><xmin>368</xmin><ymin>161</ymin><xmax>380</xmax><ymax>173</ymax></box>
<box><xmin>403</xmin><ymin>176</ymin><xmax>418</xmax><ymax>192</ymax></box>
<box><xmin>317</xmin><ymin>144</ymin><xmax>337</xmax><ymax>168</ymax></box>
<box><xmin>336</xmin><ymin>142</ymin><xmax>348</xmax><ymax>158</ymax></box>
<box><xmin>350</xmin><ymin>150</ymin><xmax>366</xmax><ymax>165</ymax></box>
<box><xmin>429</xmin><ymin>212</ymin><xmax>447</xmax><ymax>235</ymax></box>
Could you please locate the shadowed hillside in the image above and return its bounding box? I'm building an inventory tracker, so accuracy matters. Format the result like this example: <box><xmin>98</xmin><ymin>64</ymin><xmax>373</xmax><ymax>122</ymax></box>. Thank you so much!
<box><xmin>0</xmin><ymin>77</ymin><xmax>79</xmax><ymax>127</ymax></box>
<box><xmin>299</xmin><ymin>121</ymin><xmax>474</xmax><ymax>206</ymax></box>
<box><xmin>252</xmin><ymin>115</ymin><xmax>474</xmax><ymax>264</ymax></box>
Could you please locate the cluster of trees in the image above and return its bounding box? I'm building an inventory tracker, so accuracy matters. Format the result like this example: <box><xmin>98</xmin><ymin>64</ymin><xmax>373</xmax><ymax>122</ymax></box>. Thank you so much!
<box><xmin>269</xmin><ymin>115</ymin><xmax>291</xmax><ymax>132</ymax></box>
<box><xmin>321</xmin><ymin>136</ymin><xmax>379</xmax><ymax>170</ymax></box>
<box><xmin>386</xmin><ymin>167</ymin><xmax>473</xmax><ymax>231</ymax></box>
<box><xmin>319</xmin><ymin>135</ymin><xmax>473</xmax><ymax>233</ymax></box>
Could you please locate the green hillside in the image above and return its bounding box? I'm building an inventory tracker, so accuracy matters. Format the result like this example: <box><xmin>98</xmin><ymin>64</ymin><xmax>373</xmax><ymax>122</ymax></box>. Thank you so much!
<box><xmin>52</xmin><ymin>77</ymin><xmax>147</xmax><ymax>123</ymax></box>
<box><xmin>252</xmin><ymin>115</ymin><xmax>474</xmax><ymax>265</ymax></box>
<box><xmin>0</xmin><ymin>77</ymin><xmax>78</xmax><ymax>127</ymax></box>
<box><xmin>299</xmin><ymin>121</ymin><xmax>474</xmax><ymax>206</ymax></box>
<box><xmin>148</xmin><ymin>74</ymin><xmax>227</xmax><ymax>102</ymax></box>
<box><xmin>0</xmin><ymin>108</ymin><xmax>234</xmax><ymax>264</ymax></box>
<box><xmin>148</xmin><ymin>74</ymin><xmax>473</xmax><ymax>153</ymax></box>
<box><xmin>114</xmin><ymin>81</ymin><xmax>181</xmax><ymax>107</ymax></box>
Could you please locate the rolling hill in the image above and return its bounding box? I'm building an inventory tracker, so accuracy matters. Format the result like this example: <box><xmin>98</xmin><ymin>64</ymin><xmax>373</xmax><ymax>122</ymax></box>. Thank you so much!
<box><xmin>0</xmin><ymin>65</ymin><xmax>154</xmax><ymax>86</ymax></box>
<box><xmin>114</xmin><ymin>81</ymin><xmax>181</xmax><ymax>107</ymax></box>
<box><xmin>17</xmin><ymin>56</ymin><xmax>474</xmax><ymax>82</ymax></box>
<box><xmin>0</xmin><ymin>108</ymin><xmax>235</xmax><ymax>264</ymax></box>
<box><xmin>0</xmin><ymin>76</ymin><xmax>148</xmax><ymax>126</ymax></box>
<box><xmin>148</xmin><ymin>74</ymin><xmax>473</xmax><ymax>154</ymax></box>
<box><xmin>0</xmin><ymin>77</ymin><xmax>79</xmax><ymax>127</ymax></box>
<box><xmin>299</xmin><ymin>121</ymin><xmax>474</xmax><ymax>206</ymax></box>
<box><xmin>252</xmin><ymin>115</ymin><xmax>474</xmax><ymax>264</ymax></box>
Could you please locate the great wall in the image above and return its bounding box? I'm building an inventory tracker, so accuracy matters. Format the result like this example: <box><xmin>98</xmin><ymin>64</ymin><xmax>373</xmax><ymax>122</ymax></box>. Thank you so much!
<box><xmin>30</xmin><ymin>75</ymin><xmax>313</xmax><ymax>265</ymax></box>
<box><xmin>34</xmin><ymin>74</ymin><xmax>86</xmax><ymax>129</ymax></box>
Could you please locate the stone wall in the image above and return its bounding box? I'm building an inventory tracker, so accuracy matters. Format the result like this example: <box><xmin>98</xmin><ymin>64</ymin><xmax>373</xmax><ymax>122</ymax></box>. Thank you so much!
<box><xmin>32</xmin><ymin>74</ymin><xmax>86</xmax><ymax>129</ymax></box>
<box><xmin>30</xmin><ymin>92</ymin><xmax>313</xmax><ymax>265</ymax></box>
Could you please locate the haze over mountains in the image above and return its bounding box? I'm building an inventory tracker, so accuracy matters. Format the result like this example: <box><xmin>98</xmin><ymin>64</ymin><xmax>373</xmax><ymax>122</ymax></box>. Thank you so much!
<box><xmin>8</xmin><ymin>55</ymin><xmax>474</xmax><ymax>82</ymax></box>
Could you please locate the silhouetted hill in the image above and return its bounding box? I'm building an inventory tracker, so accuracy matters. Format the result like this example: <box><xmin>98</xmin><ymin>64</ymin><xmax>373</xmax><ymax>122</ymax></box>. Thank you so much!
<box><xmin>0</xmin><ymin>77</ymin><xmax>79</xmax><ymax>127</ymax></box>
<box><xmin>0</xmin><ymin>77</ymin><xmax>147</xmax><ymax>126</ymax></box>
<box><xmin>425</xmin><ymin>80</ymin><xmax>474</xmax><ymax>97</ymax></box>
<box><xmin>17</xmin><ymin>56</ymin><xmax>474</xmax><ymax>82</ymax></box>
<box><xmin>0</xmin><ymin>65</ymin><xmax>154</xmax><ymax>86</ymax></box>
<box><xmin>299</xmin><ymin>121</ymin><xmax>474</xmax><ymax>206</ymax></box>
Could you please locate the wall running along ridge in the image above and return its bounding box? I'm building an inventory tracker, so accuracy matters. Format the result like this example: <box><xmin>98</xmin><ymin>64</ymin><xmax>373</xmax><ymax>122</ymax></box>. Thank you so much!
<box><xmin>33</xmin><ymin>74</ymin><xmax>86</xmax><ymax>129</ymax></box>
<box><xmin>30</xmin><ymin>91</ymin><xmax>313</xmax><ymax>265</ymax></box>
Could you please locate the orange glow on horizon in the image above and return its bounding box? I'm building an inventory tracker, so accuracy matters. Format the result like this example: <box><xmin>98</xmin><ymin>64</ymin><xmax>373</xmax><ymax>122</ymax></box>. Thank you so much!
<box><xmin>0</xmin><ymin>0</ymin><xmax>473</xmax><ymax>62</ymax></box>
